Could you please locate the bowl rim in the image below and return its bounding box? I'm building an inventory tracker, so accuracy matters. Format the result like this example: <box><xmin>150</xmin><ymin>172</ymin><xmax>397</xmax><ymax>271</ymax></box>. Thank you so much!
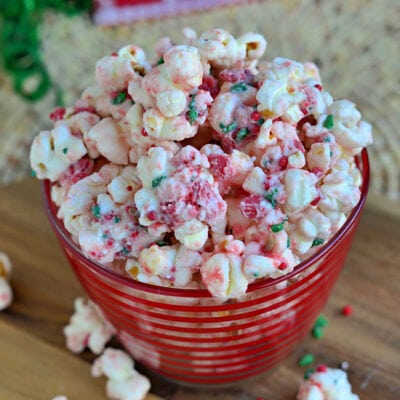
<box><xmin>42</xmin><ymin>149</ymin><xmax>370</xmax><ymax>298</ymax></box>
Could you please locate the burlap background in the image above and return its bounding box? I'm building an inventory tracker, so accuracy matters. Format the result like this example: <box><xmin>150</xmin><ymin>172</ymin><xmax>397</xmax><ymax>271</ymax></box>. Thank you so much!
<box><xmin>0</xmin><ymin>0</ymin><xmax>398</xmax><ymax>213</ymax></box>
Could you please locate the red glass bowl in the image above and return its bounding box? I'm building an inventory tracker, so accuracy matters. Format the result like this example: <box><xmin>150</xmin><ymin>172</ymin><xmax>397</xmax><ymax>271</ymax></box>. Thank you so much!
<box><xmin>42</xmin><ymin>149</ymin><xmax>369</xmax><ymax>387</ymax></box>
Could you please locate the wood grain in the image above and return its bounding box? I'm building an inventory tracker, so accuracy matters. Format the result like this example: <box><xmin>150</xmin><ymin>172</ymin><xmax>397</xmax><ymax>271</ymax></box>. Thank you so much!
<box><xmin>0</xmin><ymin>178</ymin><xmax>399</xmax><ymax>400</ymax></box>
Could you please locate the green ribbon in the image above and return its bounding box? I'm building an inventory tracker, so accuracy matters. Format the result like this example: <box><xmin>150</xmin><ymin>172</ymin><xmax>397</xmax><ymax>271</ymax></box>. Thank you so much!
<box><xmin>0</xmin><ymin>0</ymin><xmax>92</xmax><ymax>102</ymax></box>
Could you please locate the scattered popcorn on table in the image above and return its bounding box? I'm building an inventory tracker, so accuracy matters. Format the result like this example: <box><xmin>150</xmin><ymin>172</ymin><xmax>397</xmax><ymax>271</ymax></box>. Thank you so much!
<box><xmin>0</xmin><ymin>251</ymin><xmax>13</xmax><ymax>311</ymax></box>
<box><xmin>51</xmin><ymin>396</ymin><xmax>68</xmax><ymax>400</ymax></box>
<box><xmin>297</xmin><ymin>366</ymin><xmax>359</xmax><ymax>400</ymax></box>
<box><xmin>92</xmin><ymin>348</ymin><xmax>151</xmax><ymax>400</ymax></box>
<box><xmin>64</xmin><ymin>297</ymin><xmax>116</xmax><ymax>354</ymax></box>
<box><xmin>30</xmin><ymin>27</ymin><xmax>372</xmax><ymax>300</ymax></box>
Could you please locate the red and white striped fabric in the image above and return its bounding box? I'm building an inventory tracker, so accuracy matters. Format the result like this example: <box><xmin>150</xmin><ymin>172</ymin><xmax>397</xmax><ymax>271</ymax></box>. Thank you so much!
<box><xmin>94</xmin><ymin>0</ymin><xmax>252</xmax><ymax>25</ymax></box>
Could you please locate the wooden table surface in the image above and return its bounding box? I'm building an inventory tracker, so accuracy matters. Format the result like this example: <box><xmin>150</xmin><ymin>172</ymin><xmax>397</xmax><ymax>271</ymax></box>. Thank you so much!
<box><xmin>0</xmin><ymin>178</ymin><xmax>399</xmax><ymax>400</ymax></box>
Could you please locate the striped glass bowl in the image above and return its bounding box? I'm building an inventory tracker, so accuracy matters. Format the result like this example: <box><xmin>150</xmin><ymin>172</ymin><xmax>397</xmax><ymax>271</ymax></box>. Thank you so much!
<box><xmin>43</xmin><ymin>149</ymin><xmax>369</xmax><ymax>387</ymax></box>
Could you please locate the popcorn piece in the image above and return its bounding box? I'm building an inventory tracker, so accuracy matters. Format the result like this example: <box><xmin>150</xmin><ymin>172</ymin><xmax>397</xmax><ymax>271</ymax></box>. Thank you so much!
<box><xmin>51</xmin><ymin>396</ymin><xmax>68</xmax><ymax>400</ymax></box>
<box><xmin>156</xmin><ymin>89</ymin><xmax>186</xmax><ymax>117</ymax></box>
<box><xmin>30</xmin><ymin>125</ymin><xmax>87</xmax><ymax>181</ymax></box>
<box><xmin>63</xmin><ymin>297</ymin><xmax>116</xmax><ymax>354</ymax></box>
<box><xmin>328</xmin><ymin>100</ymin><xmax>373</xmax><ymax>152</ymax></box>
<box><xmin>0</xmin><ymin>252</ymin><xmax>12</xmax><ymax>311</ymax></box>
<box><xmin>174</xmin><ymin>219</ymin><xmax>209</xmax><ymax>250</ymax></box>
<box><xmin>284</xmin><ymin>169</ymin><xmax>318</xmax><ymax>214</ymax></box>
<box><xmin>92</xmin><ymin>348</ymin><xmax>151</xmax><ymax>400</ymax></box>
<box><xmin>87</xmin><ymin>118</ymin><xmax>130</xmax><ymax>165</ymax></box>
<box><xmin>201</xmin><ymin>253</ymin><xmax>248</xmax><ymax>300</ymax></box>
<box><xmin>297</xmin><ymin>366</ymin><xmax>359</xmax><ymax>400</ymax></box>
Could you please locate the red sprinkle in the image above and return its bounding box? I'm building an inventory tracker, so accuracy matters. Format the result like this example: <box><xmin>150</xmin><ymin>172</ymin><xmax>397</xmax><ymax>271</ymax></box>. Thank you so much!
<box><xmin>106</xmin><ymin>239</ymin><xmax>114</xmax><ymax>247</ymax></box>
<box><xmin>250</xmin><ymin>111</ymin><xmax>262</xmax><ymax>122</ymax></box>
<box><xmin>310</xmin><ymin>195</ymin><xmax>321</xmax><ymax>206</ymax></box>
<box><xmin>199</xmin><ymin>75</ymin><xmax>219</xmax><ymax>97</ymax></box>
<box><xmin>278</xmin><ymin>262</ymin><xmax>287</xmax><ymax>271</ymax></box>
<box><xmin>111</xmin><ymin>52</ymin><xmax>118</xmax><ymax>56</ymax></box>
<box><xmin>130</xmin><ymin>231</ymin><xmax>139</xmax><ymax>239</ymax></box>
<box><xmin>342</xmin><ymin>305</ymin><xmax>353</xmax><ymax>316</ymax></box>
<box><xmin>49</xmin><ymin>107</ymin><xmax>66</xmax><ymax>122</ymax></box>
<box><xmin>146</xmin><ymin>211</ymin><xmax>158</xmax><ymax>221</ymax></box>
<box><xmin>126</xmin><ymin>185</ymin><xmax>133</xmax><ymax>191</ymax></box>
<box><xmin>316</xmin><ymin>364</ymin><xmax>328</xmax><ymax>373</ymax></box>
<box><xmin>141</xmin><ymin>128</ymin><xmax>148</xmax><ymax>137</ymax></box>
<box><xmin>314</xmin><ymin>84</ymin><xmax>323</xmax><ymax>91</ymax></box>
<box><xmin>73</xmin><ymin>106</ymin><xmax>97</xmax><ymax>115</ymax></box>
<box><xmin>279</xmin><ymin>156</ymin><xmax>288</xmax><ymax>170</ymax></box>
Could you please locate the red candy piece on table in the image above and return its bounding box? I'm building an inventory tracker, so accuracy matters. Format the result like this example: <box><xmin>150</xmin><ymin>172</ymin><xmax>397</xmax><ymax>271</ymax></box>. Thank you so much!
<box><xmin>342</xmin><ymin>304</ymin><xmax>353</xmax><ymax>316</ymax></box>
<box><xmin>316</xmin><ymin>364</ymin><xmax>328</xmax><ymax>373</ymax></box>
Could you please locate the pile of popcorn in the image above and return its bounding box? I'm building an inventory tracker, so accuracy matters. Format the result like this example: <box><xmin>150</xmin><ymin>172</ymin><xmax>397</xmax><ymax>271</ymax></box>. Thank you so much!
<box><xmin>30</xmin><ymin>28</ymin><xmax>372</xmax><ymax>300</ymax></box>
<box><xmin>62</xmin><ymin>298</ymin><xmax>151</xmax><ymax>400</ymax></box>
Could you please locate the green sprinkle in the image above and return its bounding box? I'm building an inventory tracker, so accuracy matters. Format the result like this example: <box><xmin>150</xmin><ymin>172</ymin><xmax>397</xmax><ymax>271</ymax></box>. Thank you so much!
<box><xmin>230</xmin><ymin>82</ymin><xmax>247</xmax><ymax>93</ymax></box>
<box><xmin>304</xmin><ymin>368</ymin><xmax>315</xmax><ymax>380</ymax></box>
<box><xmin>91</xmin><ymin>204</ymin><xmax>101</xmax><ymax>219</ymax></box>
<box><xmin>330</xmin><ymin>151</ymin><xmax>333</xmax><ymax>157</ymax></box>
<box><xmin>130</xmin><ymin>99</ymin><xmax>135</xmax><ymax>105</ymax></box>
<box><xmin>188</xmin><ymin>108</ymin><xmax>198</xmax><ymax>124</ymax></box>
<box><xmin>312</xmin><ymin>326</ymin><xmax>324</xmax><ymax>339</ymax></box>
<box><xmin>152</xmin><ymin>175</ymin><xmax>167</xmax><ymax>188</ymax></box>
<box><xmin>253</xmin><ymin>272</ymin><xmax>259</xmax><ymax>278</ymax></box>
<box><xmin>323</xmin><ymin>137</ymin><xmax>331</xmax><ymax>142</ymax></box>
<box><xmin>257</xmin><ymin>118</ymin><xmax>265</xmax><ymax>125</ymax></box>
<box><xmin>264</xmin><ymin>188</ymin><xmax>278</xmax><ymax>208</ymax></box>
<box><xmin>156</xmin><ymin>57</ymin><xmax>164</xmax><ymax>65</ymax></box>
<box><xmin>298</xmin><ymin>353</ymin><xmax>315</xmax><ymax>367</ymax></box>
<box><xmin>121</xmin><ymin>247</ymin><xmax>130</xmax><ymax>255</ymax></box>
<box><xmin>271</xmin><ymin>222</ymin><xmax>284</xmax><ymax>233</ymax></box>
<box><xmin>235</xmin><ymin>128</ymin><xmax>249</xmax><ymax>142</ymax></box>
<box><xmin>30</xmin><ymin>170</ymin><xmax>36</xmax><ymax>177</ymax></box>
<box><xmin>114</xmin><ymin>216</ymin><xmax>121</xmax><ymax>223</ymax></box>
<box><xmin>112</xmin><ymin>91</ymin><xmax>127</xmax><ymax>105</ymax></box>
<box><xmin>62</xmin><ymin>147</ymin><xmax>68</xmax><ymax>154</ymax></box>
<box><xmin>187</xmin><ymin>95</ymin><xmax>198</xmax><ymax>125</ymax></box>
<box><xmin>156</xmin><ymin>241</ymin><xmax>169</xmax><ymax>247</ymax></box>
<box><xmin>102</xmin><ymin>233</ymin><xmax>108</xmax><ymax>239</ymax></box>
<box><xmin>323</xmin><ymin>114</ymin><xmax>334</xmax><ymax>129</ymax></box>
<box><xmin>312</xmin><ymin>238</ymin><xmax>324</xmax><ymax>247</ymax></box>
<box><xmin>287</xmin><ymin>238</ymin><xmax>291</xmax><ymax>248</ymax></box>
<box><xmin>314</xmin><ymin>315</ymin><xmax>329</xmax><ymax>328</ymax></box>
<box><xmin>219</xmin><ymin>121</ymin><xmax>238</xmax><ymax>134</ymax></box>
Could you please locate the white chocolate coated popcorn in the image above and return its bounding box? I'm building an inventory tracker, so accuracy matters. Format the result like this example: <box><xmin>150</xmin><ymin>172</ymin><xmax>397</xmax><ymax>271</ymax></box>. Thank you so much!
<box><xmin>0</xmin><ymin>252</ymin><xmax>13</xmax><ymax>311</ymax></box>
<box><xmin>30</xmin><ymin>125</ymin><xmax>87</xmax><ymax>181</ymax></box>
<box><xmin>92</xmin><ymin>348</ymin><xmax>151</xmax><ymax>400</ymax></box>
<box><xmin>63</xmin><ymin>297</ymin><xmax>116</xmax><ymax>354</ymax></box>
<box><xmin>297</xmin><ymin>367</ymin><xmax>359</xmax><ymax>400</ymax></box>
<box><xmin>30</xmin><ymin>28</ymin><xmax>372</xmax><ymax>299</ymax></box>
